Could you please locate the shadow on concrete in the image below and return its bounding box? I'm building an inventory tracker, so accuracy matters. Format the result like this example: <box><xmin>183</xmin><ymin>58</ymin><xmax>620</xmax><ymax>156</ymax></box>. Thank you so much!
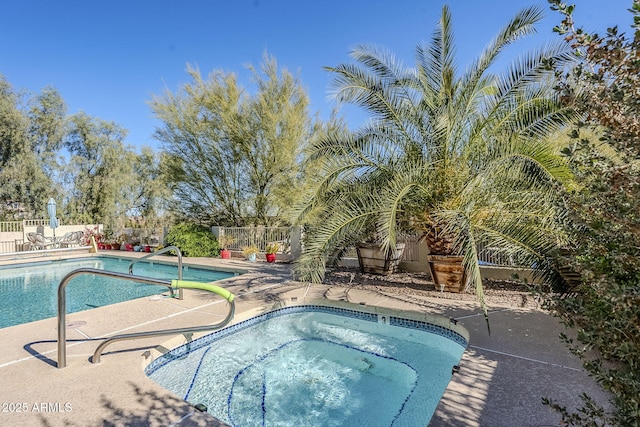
<box><xmin>35</xmin><ymin>381</ymin><xmax>226</xmax><ymax>427</ymax></box>
<box><xmin>24</xmin><ymin>338</ymin><xmax>101</xmax><ymax>368</ymax></box>
<box><xmin>25</xmin><ymin>339</ymin><xmax>175</xmax><ymax>369</ymax></box>
<box><xmin>428</xmin><ymin>309</ymin><xmax>611</xmax><ymax>427</ymax></box>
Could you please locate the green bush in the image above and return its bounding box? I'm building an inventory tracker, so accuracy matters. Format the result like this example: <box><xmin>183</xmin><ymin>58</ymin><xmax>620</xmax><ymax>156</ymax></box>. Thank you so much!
<box><xmin>546</xmin><ymin>2</ymin><xmax>640</xmax><ymax>425</ymax></box>
<box><xmin>165</xmin><ymin>223</ymin><xmax>220</xmax><ymax>257</ymax></box>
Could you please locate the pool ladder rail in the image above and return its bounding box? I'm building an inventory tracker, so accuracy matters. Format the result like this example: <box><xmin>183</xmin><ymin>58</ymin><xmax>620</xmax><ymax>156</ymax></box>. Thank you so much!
<box><xmin>128</xmin><ymin>245</ymin><xmax>184</xmax><ymax>299</ymax></box>
<box><xmin>56</xmin><ymin>254</ymin><xmax>235</xmax><ymax>368</ymax></box>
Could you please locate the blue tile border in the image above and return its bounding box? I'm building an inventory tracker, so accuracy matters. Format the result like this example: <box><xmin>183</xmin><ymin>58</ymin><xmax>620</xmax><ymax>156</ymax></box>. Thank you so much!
<box><xmin>389</xmin><ymin>316</ymin><xmax>468</xmax><ymax>347</ymax></box>
<box><xmin>145</xmin><ymin>304</ymin><xmax>468</xmax><ymax>375</ymax></box>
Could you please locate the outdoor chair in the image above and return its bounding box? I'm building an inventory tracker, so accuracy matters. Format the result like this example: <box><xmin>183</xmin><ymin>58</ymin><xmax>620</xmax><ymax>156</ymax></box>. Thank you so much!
<box><xmin>26</xmin><ymin>232</ymin><xmax>37</xmax><ymax>250</ymax></box>
<box><xmin>59</xmin><ymin>231</ymin><xmax>82</xmax><ymax>248</ymax></box>
<box><xmin>32</xmin><ymin>233</ymin><xmax>56</xmax><ymax>250</ymax></box>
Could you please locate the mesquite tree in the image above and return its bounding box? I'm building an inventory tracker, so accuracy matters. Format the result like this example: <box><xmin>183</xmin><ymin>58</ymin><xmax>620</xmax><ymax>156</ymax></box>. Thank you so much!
<box><xmin>151</xmin><ymin>55</ymin><xmax>314</xmax><ymax>227</ymax></box>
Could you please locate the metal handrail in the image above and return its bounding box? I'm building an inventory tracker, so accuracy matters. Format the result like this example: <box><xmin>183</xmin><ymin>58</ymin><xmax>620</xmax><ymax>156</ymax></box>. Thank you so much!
<box><xmin>91</xmin><ymin>282</ymin><xmax>235</xmax><ymax>364</ymax></box>
<box><xmin>128</xmin><ymin>245</ymin><xmax>183</xmax><ymax>299</ymax></box>
<box><xmin>58</xmin><ymin>268</ymin><xmax>173</xmax><ymax>368</ymax></box>
<box><xmin>56</xmin><ymin>269</ymin><xmax>235</xmax><ymax>368</ymax></box>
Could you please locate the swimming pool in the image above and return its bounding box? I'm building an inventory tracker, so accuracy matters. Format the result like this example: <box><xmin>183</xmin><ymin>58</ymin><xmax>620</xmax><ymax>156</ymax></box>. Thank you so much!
<box><xmin>146</xmin><ymin>305</ymin><xmax>467</xmax><ymax>426</ymax></box>
<box><xmin>0</xmin><ymin>256</ymin><xmax>235</xmax><ymax>329</ymax></box>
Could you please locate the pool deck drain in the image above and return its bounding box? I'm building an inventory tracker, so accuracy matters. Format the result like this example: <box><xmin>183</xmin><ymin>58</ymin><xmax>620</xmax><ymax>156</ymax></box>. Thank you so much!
<box><xmin>0</xmin><ymin>252</ymin><xmax>609</xmax><ymax>427</ymax></box>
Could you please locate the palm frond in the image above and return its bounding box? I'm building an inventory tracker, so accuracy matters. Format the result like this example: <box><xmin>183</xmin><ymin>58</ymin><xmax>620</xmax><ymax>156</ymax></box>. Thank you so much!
<box><xmin>462</xmin><ymin>5</ymin><xmax>544</xmax><ymax>88</ymax></box>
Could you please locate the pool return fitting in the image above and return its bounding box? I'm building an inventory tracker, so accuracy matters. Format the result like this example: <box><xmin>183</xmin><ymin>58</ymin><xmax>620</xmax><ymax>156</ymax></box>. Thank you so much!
<box><xmin>56</xmin><ymin>267</ymin><xmax>235</xmax><ymax>368</ymax></box>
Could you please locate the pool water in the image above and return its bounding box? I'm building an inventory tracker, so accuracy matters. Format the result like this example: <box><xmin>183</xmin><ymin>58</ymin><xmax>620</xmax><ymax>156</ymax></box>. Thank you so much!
<box><xmin>146</xmin><ymin>306</ymin><xmax>467</xmax><ymax>427</ymax></box>
<box><xmin>0</xmin><ymin>257</ymin><xmax>234</xmax><ymax>329</ymax></box>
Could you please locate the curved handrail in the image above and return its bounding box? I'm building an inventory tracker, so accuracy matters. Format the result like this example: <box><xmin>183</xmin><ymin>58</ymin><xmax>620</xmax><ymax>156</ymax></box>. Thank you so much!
<box><xmin>91</xmin><ymin>279</ymin><xmax>235</xmax><ymax>364</ymax></box>
<box><xmin>57</xmin><ymin>269</ymin><xmax>235</xmax><ymax>368</ymax></box>
<box><xmin>128</xmin><ymin>245</ymin><xmax>184</xmax><ymax>299</ymax></box>
<box><xmin>57</xmin><ymin>268</ymin><xmax>174</xmax><ymax>368</ymax></box>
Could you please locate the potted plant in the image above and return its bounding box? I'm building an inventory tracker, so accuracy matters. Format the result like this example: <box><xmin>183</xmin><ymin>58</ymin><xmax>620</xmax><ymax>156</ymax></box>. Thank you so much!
<box><xmin>293</xmin><ymin>5</ymin><xmax>576</xmax><ymax>318</ymax></box>
<box><xmin>83</xmin><ymin>226</ymin><xmax>103</xmax><ymax>250</ymax></box>
<box><xmin>242</xmin><ymin>245</ymin><xmax>259</xmax><ymax>262</ymax></box>
<box><xmin>141</xmin><ymin>236</ymin><xmax>152</xmax><ymax>253</ymax></box>
<box><xmin>113</xmin><ymin>234</ymin><xmax>127</xmax><ymax>251</ymax></box>
<box><xmin>265</xmin><ymin>242</ymin><xmax>279</xmax><ymax>263</ymax></box>
<box><xmin>101</xmin><ymin>226</ymin><xmax>114</xmax><ymax>251</ymax></box>
<box><xmin>356</xmin><ymin>241</ymin><xmax>405</xmax><ymax>275</ymax></box>
<box><xmin>218</xmin><ymin>235</ymin><xmax>234</xmax><ymax>259</ymax></box>
<box><xmin>419</xmin><ymin>221</ymin><xmax>466</xmax><ymax>292</ymax></box>
<box><xmin>132</xmin><ymin>237</ymin><xmax>142</xmax><ymax>252</ymax></box>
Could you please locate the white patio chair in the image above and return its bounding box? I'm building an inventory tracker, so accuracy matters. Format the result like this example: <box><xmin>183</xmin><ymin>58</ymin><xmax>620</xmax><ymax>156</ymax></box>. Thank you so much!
<box><xmin>59</xmin><ymin>231</ymin><xmax>82</xmax><ymax>248</ymax></box>
<box><xmin>32</xmin><ymin>233</ymin><xmax>56</xmax><ymax>250</ymax></box>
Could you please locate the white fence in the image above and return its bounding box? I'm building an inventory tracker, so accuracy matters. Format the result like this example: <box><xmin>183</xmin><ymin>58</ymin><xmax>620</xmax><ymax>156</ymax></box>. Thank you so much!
<box><xmin>0</xmin><ymin>220</ymin><xmax>48</xmax><ymax>253</ymax></box>
<box><xmin>213</xmin><ymin>226</ymin><xmax>301</xmax><ymax>257</ymax></box>
<box><xmin>476</xmin><ymin>241</ymin><xmax>525</xmax><ymax>267</ymax></box>
<box><xmin>0</xmin><ymin>220</ymin><xmax>99</xmax><ymax>253</ymax></box>
<box><xmin>1</xmin><ymin>218</ymin><xmax>520</xmax><ymax>268</ymax></box>
<box><xmin>0</xmin><ymin>239</ymin><xmax>24</xmax><ymax>253</ymax></box>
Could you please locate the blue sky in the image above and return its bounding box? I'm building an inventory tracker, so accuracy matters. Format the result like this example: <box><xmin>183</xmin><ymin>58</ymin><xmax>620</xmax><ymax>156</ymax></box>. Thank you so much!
<box><xmin>0</xmin><ymin>0</ymin><xmax>633</xmax><ymax>151</ymax></box>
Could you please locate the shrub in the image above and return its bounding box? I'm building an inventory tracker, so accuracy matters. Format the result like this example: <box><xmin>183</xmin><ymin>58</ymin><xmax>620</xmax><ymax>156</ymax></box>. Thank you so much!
<box><xmin>265</xmin><ymin>242</ymin><xmax>279</xmax><ymax>254</ymax></box>
<box><xmin>165</xmin><ymin>223</ymin><xmax>220</xmax><ymax>257</ymax></box>
<box><xmin>241</xmin><ymin>245</ymin><xmax>259</xmax><ymax>257</ymax></box>
<box><xmin>546</xmin><ymin>2</ymin><xmax>640</xmax><ymax>424</ymax></box>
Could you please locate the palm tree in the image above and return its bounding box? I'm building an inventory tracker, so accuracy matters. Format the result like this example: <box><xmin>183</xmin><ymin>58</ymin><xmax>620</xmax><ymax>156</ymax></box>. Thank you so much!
<box><xmin>293</xmin><ymin>5</ymin><xmax>578</xmax><ymax>317</ymax></box>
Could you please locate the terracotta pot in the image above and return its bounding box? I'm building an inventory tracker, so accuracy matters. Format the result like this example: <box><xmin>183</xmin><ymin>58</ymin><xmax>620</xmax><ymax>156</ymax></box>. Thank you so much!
<box><xmin>426</xmin><ymin>255</ymin><xmax>467</xmax><ymax>292</ymax></box>
<box><xmin>265</xmin><ymin>253</ymin><xmax>276</xmax><ymax>263</ymax></box>
<box><xmin>111</xmin><ymin>244</ymin><xmax>120</xmax><ymax>250</ymax></box>
<box><xmin>220</xmin><ymin>249</ymin><xmax>231</xmax><ymax>259</ymax></box>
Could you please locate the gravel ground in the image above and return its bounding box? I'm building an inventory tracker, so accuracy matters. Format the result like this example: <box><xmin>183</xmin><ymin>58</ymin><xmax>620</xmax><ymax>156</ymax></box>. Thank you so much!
<box><xmin>321</xmin><ymin>266</ymin><xmax>546</xmax><ymax>309</ymax></box>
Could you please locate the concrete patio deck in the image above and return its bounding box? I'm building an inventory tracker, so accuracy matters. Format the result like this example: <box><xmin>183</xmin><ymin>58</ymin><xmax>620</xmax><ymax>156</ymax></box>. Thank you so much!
<box><xmin>0</xmin><ymin>252</ymin><xmax>608</xmax><ymax>426</ymax></box>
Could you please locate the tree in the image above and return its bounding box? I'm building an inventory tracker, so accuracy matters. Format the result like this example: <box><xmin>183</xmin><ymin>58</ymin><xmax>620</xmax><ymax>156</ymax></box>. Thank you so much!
<box><xmin>293</xmin><ymin>5</ymin><xmax>578</xmax><ymax>320</ymax></box>
<box><xmin>121</xmin><ymin>147</ymin><xmax>172</xmax><ymax>226</ymax></box>
<box><xmin>151</xmin><ymin>55</ymin><xmax>314</xmax><ymax>226</ymax></box>
<box><xmin>0</xmin><ymin>74</ymin><xmax>168</xmax><ymax>226</ymax></box>
<box><xmin>27</xmin><ymin>87</ymin><xmax>66</xmax><ymax>176</ymax></box>
<box><xmin>63</xmin><ymin>112</ymin><xmax>136</xmax><ymax>225</ymax></box>
<box><xmin>242</xmin><ymin>58</ymin><xmax>312</xmax><ymax>226</ymax></box>
<box><xmin>0</xmin><ymin>76</ymin><xmax>28</xmax><ymax>169</ymax></box>
<box><xmin>542</xmin><ymin>2</ymin><xmax>640</xmax><ymax>425</ymax></box>
<box><xmin>0</xmin><ymin>76</ymin><xmax>65</xmax><ymax>218</ymax></box>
